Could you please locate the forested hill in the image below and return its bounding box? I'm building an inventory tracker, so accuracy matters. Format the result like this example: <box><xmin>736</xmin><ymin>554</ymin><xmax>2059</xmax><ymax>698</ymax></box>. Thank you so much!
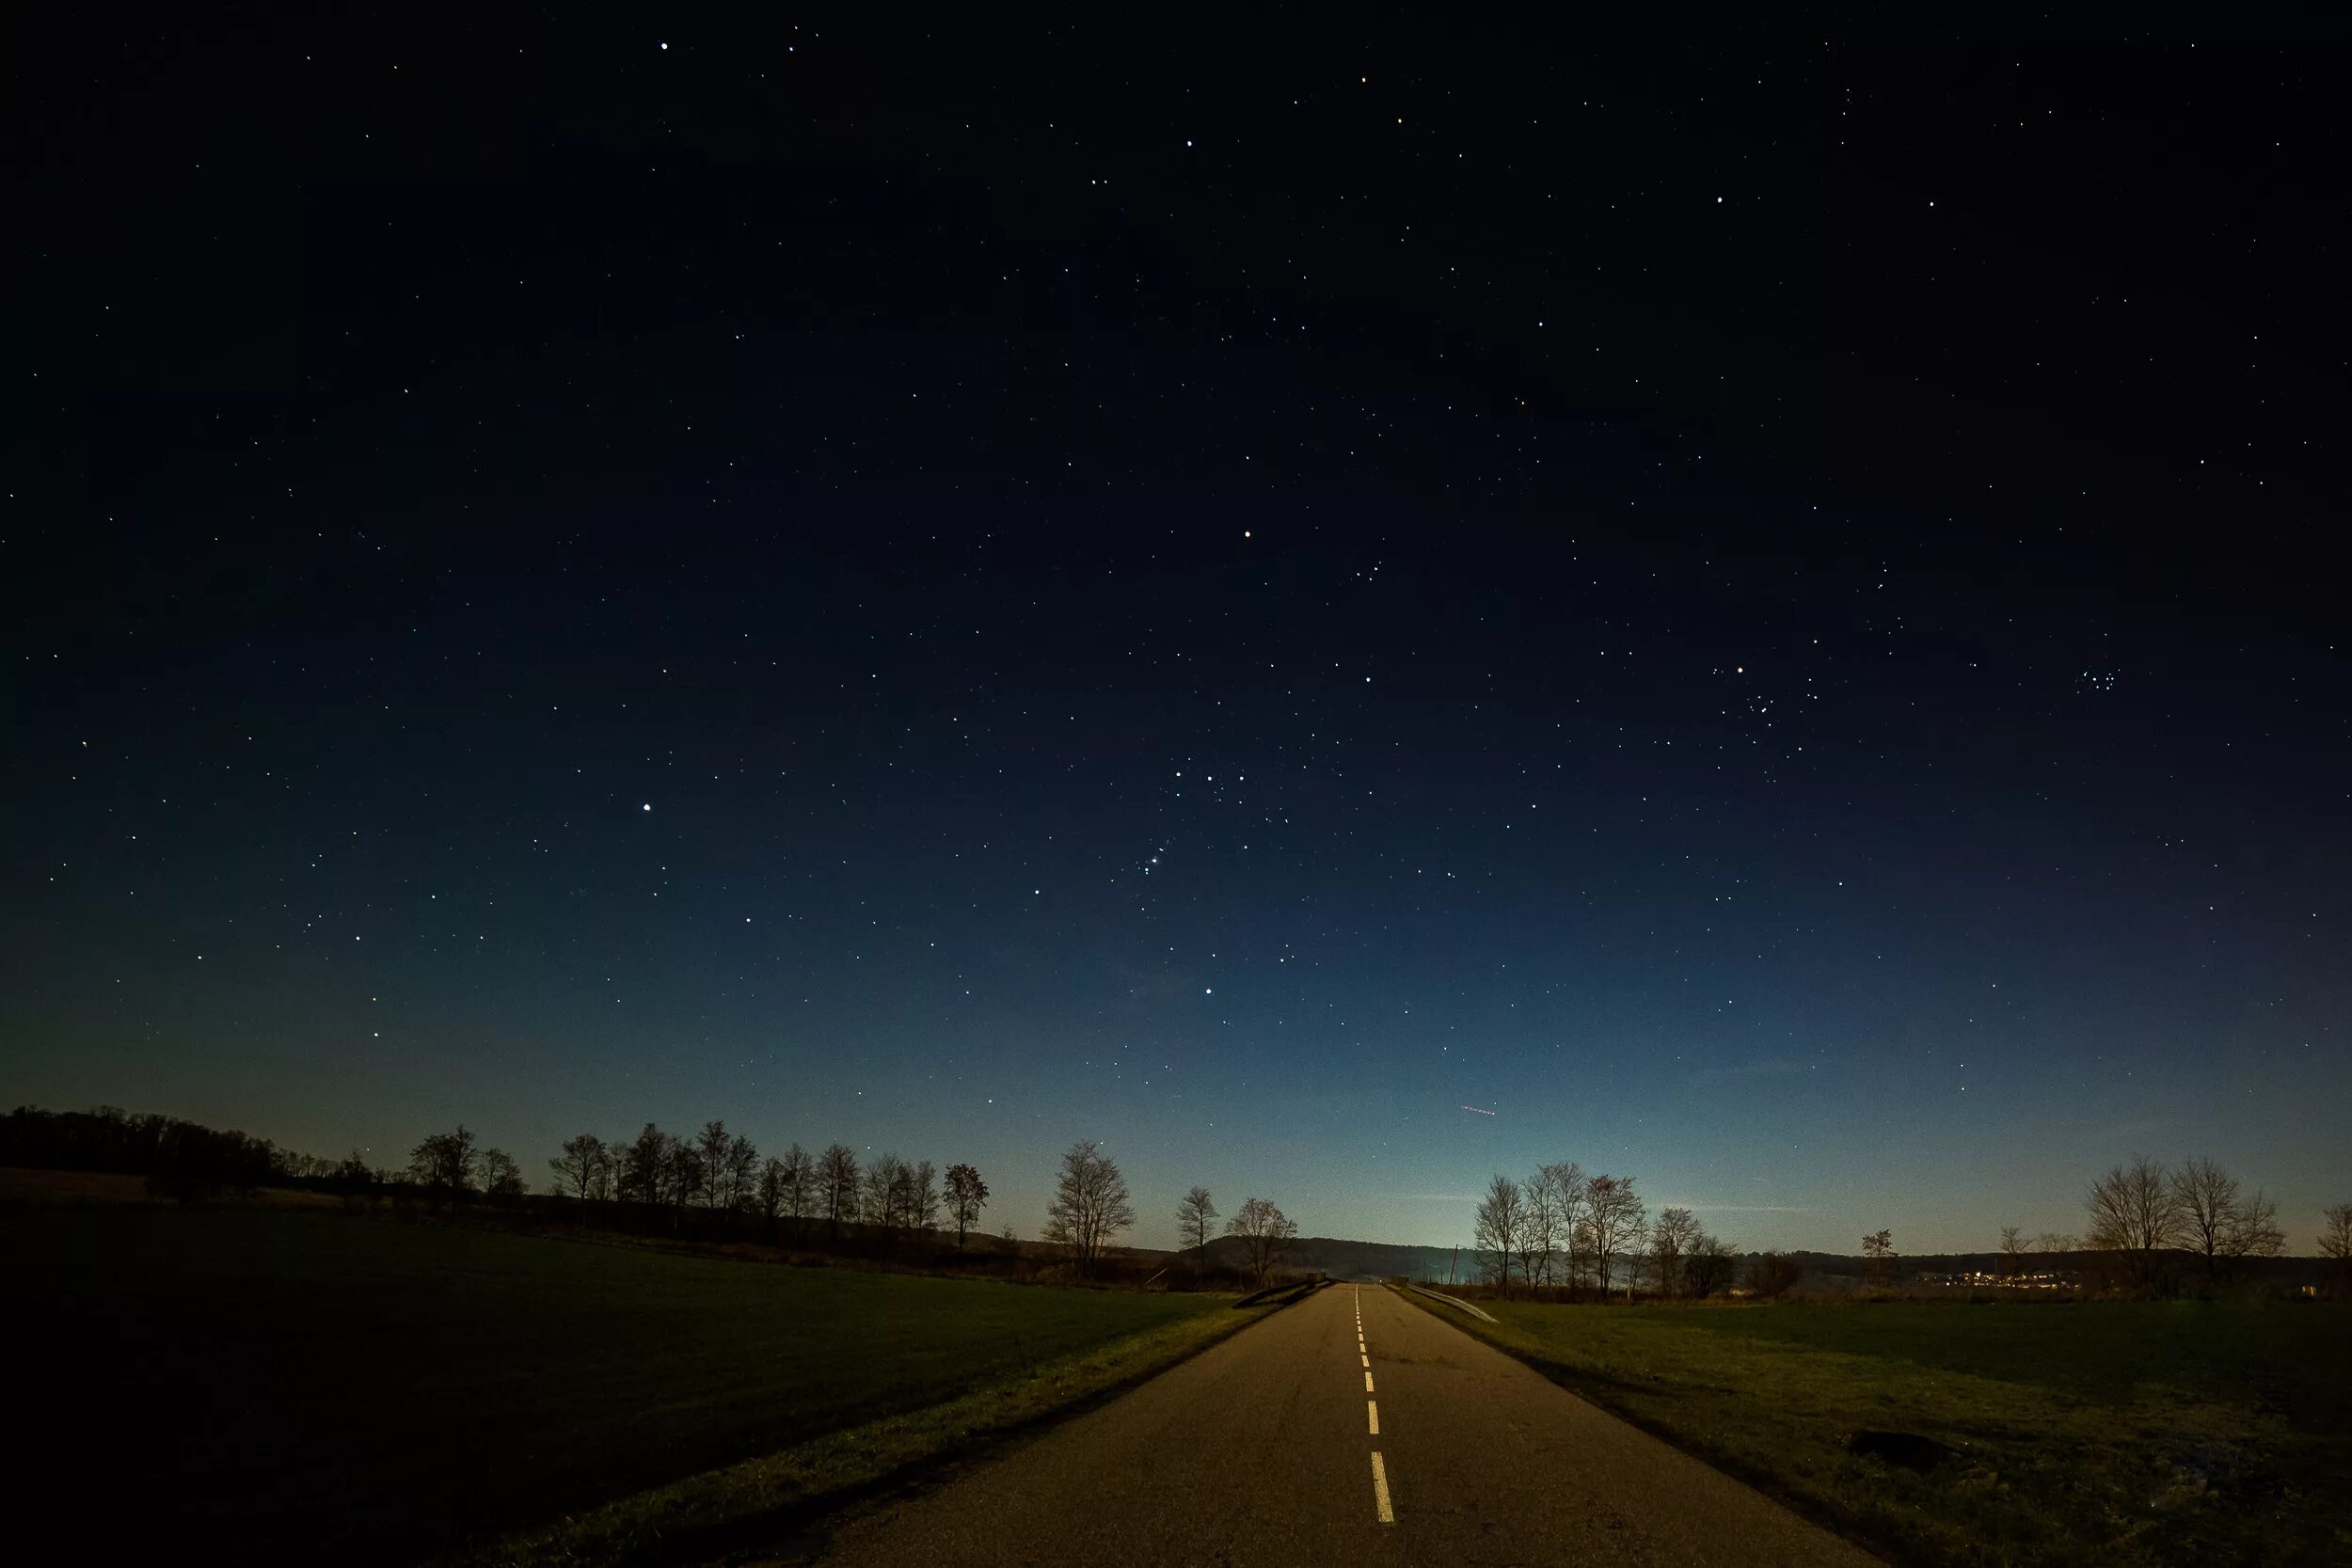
<box><xmin>1160</xmin><ymin>1234</ymin><xmax>1460</xmax><ymax>1280</ymax></box>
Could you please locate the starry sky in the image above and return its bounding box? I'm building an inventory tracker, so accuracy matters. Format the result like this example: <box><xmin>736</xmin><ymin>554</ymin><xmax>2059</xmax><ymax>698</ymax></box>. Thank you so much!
<box><xmin>9</xmin><ymin>19</ymin><xmax>2347</xmax><ymax>1253</ymax></box>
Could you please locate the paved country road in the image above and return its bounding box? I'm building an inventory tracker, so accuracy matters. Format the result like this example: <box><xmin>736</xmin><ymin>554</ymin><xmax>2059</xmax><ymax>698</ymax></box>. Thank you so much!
<box><xmin>812</xmin><ymin>1281</ymin><xmax>1879</xmax><ymax>1566</ymax></box>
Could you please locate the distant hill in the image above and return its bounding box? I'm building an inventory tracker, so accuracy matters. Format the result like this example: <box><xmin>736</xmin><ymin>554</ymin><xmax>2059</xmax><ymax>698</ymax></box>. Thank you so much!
<box><xmin>1130</xmin><ymin>1234</ymin><xmax>1462</xmax><ymax>1281</ymax></box>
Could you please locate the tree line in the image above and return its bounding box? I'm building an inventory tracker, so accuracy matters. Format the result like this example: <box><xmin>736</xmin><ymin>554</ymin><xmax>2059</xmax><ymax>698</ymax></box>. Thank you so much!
<box><xmin>12</xmin><ymin>1105</ymin><xmax>2346</xmax><ymax>1293</ymax></box>
<box><xmin>0</xmin><ymin>1105</ymin><xmax>1308</xmax><ymax>1284</ymax></box>
<box><xmin>532</xmin><ymin>1122</ymin><xmax>998</xmax><ymax>1249</ymax></box>
<box><xmin>1470</xmin><ymin>1164</ymin><xmax>1743</xmax><ymax>1299</ymax></box>
<box><xmin>0</xmin><ymin>1104</ymin><xmax>358</xmax><ymax>1200</ymax></box>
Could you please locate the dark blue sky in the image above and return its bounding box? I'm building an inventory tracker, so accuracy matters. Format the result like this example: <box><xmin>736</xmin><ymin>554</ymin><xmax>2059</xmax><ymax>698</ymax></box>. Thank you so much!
<box><xmin>9</xmin><ymin>20</ymin><xmax>2346</xmax><ymax>1251</ymax></box>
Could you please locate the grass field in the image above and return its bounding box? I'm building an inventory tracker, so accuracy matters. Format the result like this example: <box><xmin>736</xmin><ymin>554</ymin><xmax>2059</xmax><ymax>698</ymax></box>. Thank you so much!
<box><xmin>6</xmin><ymin>1206</ymin><xmax>1238</xmax><ymax>1564</ymax></box>
<box><xmin>1410</xmin><ymin>1293</ymin><xmax>2351</xmax><ymax>1567</ymax></box>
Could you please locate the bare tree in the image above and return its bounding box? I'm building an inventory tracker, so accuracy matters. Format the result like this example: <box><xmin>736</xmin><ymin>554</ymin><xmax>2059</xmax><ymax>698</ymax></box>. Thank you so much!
<box><xmin>724</xmin><ymin>1133</ymin><xmax>760</xmax><ymax>1216</ymax></box>
<box><xmin>549</xmin><ymin>1133</ymin><xmax>607</xmax><ymax>1203</ymax></box>
<box><xmin>478</xmin><ymin>1148</ymin><xmax>525</xmax><ymax>1205</ymax></box>
<box><xmin>1684</xmin><ymin>1232</ymin><xmax>1738</xmax><ymax>1297</ymax></box>
<box><xmin>2085</xmin><ymin>1155</ymin><xmax>2183</xmax><ymax>1289</ymax></box>
<box><xmin>2223</xmin><ymin>1189</ymin><xmax>2284</xmax><ymax>1265</ymax></box>
<box><xmin>2321</xmin><ymin>1204</ymin><xmax>2352</xmax><ymax>1266</ymax></box>
<box><xmin>1998</xmin><ymin>1226</ymin><xmax>2026</xmax><ymax>1275</ymax></box>
<box><xmin>1650</xmin><ymin>1207</ymin><xmax>1701</xmax><ymax>1298</ymax></box>
<box><xmin>1226</xmin><ymin>1196</ymin><xmax>1299</xmax><ymax>1286</ymax></box>
<box><xmin>757</xmin><ymin>1155</ymin><xmax>787</xmax><ymax>1237</ymax></box>
<box><xmin>2173</xmin><ymin>1156</ymin><xmax>2283</xmax><ymax>1277</ymax></box>
<box><xmin>818</xmin><ymin>1144</ymin><xmax>859</xmax><ymax>1235</ymax></box>
<box><xmin>2322</xmin><ymin>1204</ymin><xmax>2352</xmax><ymax>1295</ymax></box>
<box><xmin>944</xmin><ymin>1163</ymin><xmax>989</xmax><ymax>1247</ymax></box>
<box><xmin>778</xmin><ymin>1143</ymin><xmax>813</xmax><ymax>1229</ymax></box>
<box><xmin>1580</xmin><ymin>1174</ymin><xmax>1646</xmax><ymax>1299</ymax></box>
<box><xmin>1472</xmin><ymin>1174</ymin><xmax>1525</xmax><ymax>1291</ymax></box>
<box><xmin>2032</xmin><ymin>1230</ymin><xmax>2076</xmax><ymax>1259</ymax></box>
<box><xmin>697</xmin><ymin>1119</ymin><xmax>733</xmax><ymax>1209</ymax></box>
<box><xmin>1176</xmin><ymin>1186</ymin><xmax>1219</xmax><ymax>1259</ymax></box>
<box><xmin>2173</xmin><ymin>1156</ymin><xmax>2239</xmax><ymax>1277</ymax></box>
<box><xmin>911</xmin><ymin>1160</ymin><xmax>941</xmax><ymax>1233</ymax></box>
<box><xmin>661</xmin><ymin>1132</ymin><xmax>702</xmax><ymax>1227</ymax></box>
<box><xmin>1041</xmin><ymin>1139</ymin><xmax>1135</xmax><ymax>1275</ymax></box>
<box><xmin>1525</xmin><ymin>1163</ymin><xmax>1582</xmax><ymax>1290</ymax></box>
<box><xmin>865</xmin><ymin>1152</ymin><xmax>909</xmax><ymax>1232</ymax></box>
<box><xmin>407</xmin><ymin>1127</ymin><xmax>478</xmax><ymax>1208</ymax></box>
<box><xmin>621</xmin><ymin>1124</ymin><xmax>666</xmax><ymax>1210</ymax></box>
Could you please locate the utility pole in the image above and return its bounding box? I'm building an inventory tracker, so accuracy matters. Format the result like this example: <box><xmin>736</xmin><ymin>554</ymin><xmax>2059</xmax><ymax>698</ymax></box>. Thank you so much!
<box><xmin>1449</xmin><ymin>1244</ymin><xmax>1458</xmax><ymax>1286</ymax></box>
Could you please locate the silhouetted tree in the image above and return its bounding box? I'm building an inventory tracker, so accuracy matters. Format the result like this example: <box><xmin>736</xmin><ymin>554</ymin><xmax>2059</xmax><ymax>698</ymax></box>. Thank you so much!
<box><xmin>621</xmin><ymin>1124</ymin><xmax>666</xmax><ymax>1211</ymax></box>
<box><xmin>1748</xmin><ymin>1250</ymin><xmax>1802</xmax><ymax>1298</ymax></box>
<box><xmin>549</xmin><ymin>1133</ymin><xmax>607</xmax><ymax>1203</ymax></box>
<box><xmin>1525</xmin><ymin>1162</ymin><xmax>1583</xmax><ymax>1289</ymax></box>
<box><xmin>2085</xmin><ymin>1155</ymin><xmax>2183</xmax><ymax>1290</ymax></box>
<box><xmin>912</xmin><ymin>1160</ymin><xmax>941</xmax><ymax>1233</ymax></box>
<box><xmin>1226</xmin><ymin>1196</ymin><xmax>1299</xmax><ymax>1286</ymax></box>
<box><xmin>408</xmin><ymin>1127</ymin><xmax>478</xmax><ymax>1208</ymax></box>
<box><xmin>1999</xmin><ymin>1226</ymin><xmax>2026</xmax><ymax>1275</ymax></box>
<box><xmin>818</xmin><ymin>1144</ymin><xmax>859</xmax><ymax>1235</ymax></box>
<box><xmin>697</xmin><ymin>1120</ymin><xmax>732</xmax><ymax>1209</ymax></box>
<box><xmin>755</xmin><ymin>1155</ymin><xmax>786</xmax><ymax>1236</ymax></box>
<box><xmin>1650</xmin><ymin>1206</ymin><xmax>1700</xmax><ymax>1297</ymax></box>
<box><xmin>1684</xmin><ymin>1232</ymin><xmax>1738</xmax><ymax>1297</ymax></box>
<box><xmin>661</xmin><ymin>1132</ymin><xmax>702</xmax><ymax>1227</ymax></box>
<box><xmin>1176</xmin><ymin>1186</ymin><xmax>1218</xmax><ymax>1261</ymax></box>
<box><xmin>778</xmin><ymin>1142</ymin><xmax>814</xmax><ymax>1229</ymax></box>
<box><xmin>1862</xmin><ymin>1228</ymin><xmax>1896</xmax><ymax>1287</ymax></box>
<box><xmin>2226</xmin><ymin>1192</ymin><xmax>2285</xmax><ymax>1264</ymax></box>
<box><xmin>864</xmin><ymin>1152</ymin><xmax>909</xmax><ymax>1232</ymax></box>
<box><xmin>1473</xmin><ymin>1174</ymin><xmax>1525</xmax><ymax>1291</ymax></box>
<box><xmin>2172</xmin><ymin>1155</ymin><xmax>2283</xmax><ymax>1277</ymax></box>
<box><xmin>1042</xmin><ymin>1139</ymin><xmax>1134</xmax><ymax>1275</ymax></box>
<box><xmin>331</xmin><ymin>1151</ymin><xmax>376</xmax><ymax>1198</ymax></box>
<box><xmin>479</xmin><ymin>1148</ymin><xmax>524</xmax><ymax>1206</ymax></box>
<box><xmin>1579</xmin><ymin>1174</ymin><xmax>1647</xmax><ymax>1299</ymax></box>
<box><xmin>724</xmin><ymin>1133</ymin><xmax>760</xmax><ymax>1216</ymax></box>
<box><xmin>945</xmin><ymin>1163</ymin><xmax>989</xmax><ymax>1247</ymax></box>
<box><xmin>2322</xmin><ymin>1204</ymin><xmax>2352</xmax><ymax>1293</ymax></box>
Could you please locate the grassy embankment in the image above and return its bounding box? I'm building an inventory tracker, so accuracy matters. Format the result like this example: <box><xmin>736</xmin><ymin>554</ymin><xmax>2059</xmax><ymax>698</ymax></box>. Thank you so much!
<box><xmin>6</xmin><ymin>1204</ymin><xmax>1261</xmax><ymax>1566</ymax></box>
<box><xmin>1400</xmin><ymin>1290</ymin><xmax>2349</xmax><ymax>1566</ymax></box>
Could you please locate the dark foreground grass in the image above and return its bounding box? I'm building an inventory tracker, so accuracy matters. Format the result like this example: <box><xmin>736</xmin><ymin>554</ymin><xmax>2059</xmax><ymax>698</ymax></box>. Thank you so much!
<box><xmin>453</xmin><ymin>1306</ymin><xmax>1260</xmax><ymax>1567</ymax></box>
<box><xmin>6</xmin><ymin>1207</ymin><xmax>1240</xmax><ymax>1564</ymax></box>
<box><xmin>1404</xmin><ymin>1292</ymin><xmax>2350</xmax><ymax>1567</ymax></box>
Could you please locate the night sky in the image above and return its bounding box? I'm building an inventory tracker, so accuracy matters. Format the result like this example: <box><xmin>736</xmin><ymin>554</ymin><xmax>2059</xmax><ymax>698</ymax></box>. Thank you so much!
<box><xmin>10</xmin><ymin>20</ymin><xmax>2347</xmax><ymax>1253</ymax></box>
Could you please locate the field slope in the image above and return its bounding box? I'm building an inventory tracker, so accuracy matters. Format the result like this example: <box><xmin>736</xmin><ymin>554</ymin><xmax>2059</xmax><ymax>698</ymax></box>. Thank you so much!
<box><xmin>7</xmin><ymin>1206</ymin><xmax>1232</xmax><ymax>1563</ymax></box>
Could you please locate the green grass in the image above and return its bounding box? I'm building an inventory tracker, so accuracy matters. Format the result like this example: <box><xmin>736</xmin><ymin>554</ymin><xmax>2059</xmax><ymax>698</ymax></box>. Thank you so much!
<box><xmin>1403</xmin><ymin>1293</ymin><xmax>2351</xmax><ymax>1567</ymax></box>
<box><xmin>6</xmin><ymin>1206</ymin><xmax>1238</xmax><ymax>1564</ymax></box>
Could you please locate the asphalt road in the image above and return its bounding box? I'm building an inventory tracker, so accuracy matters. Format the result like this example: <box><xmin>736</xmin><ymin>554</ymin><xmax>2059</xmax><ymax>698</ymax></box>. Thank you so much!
<box><xmin>814</xmin><ymin>1281</ymin><xmax>1878</xmax><ymax>1566</ymax></box>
